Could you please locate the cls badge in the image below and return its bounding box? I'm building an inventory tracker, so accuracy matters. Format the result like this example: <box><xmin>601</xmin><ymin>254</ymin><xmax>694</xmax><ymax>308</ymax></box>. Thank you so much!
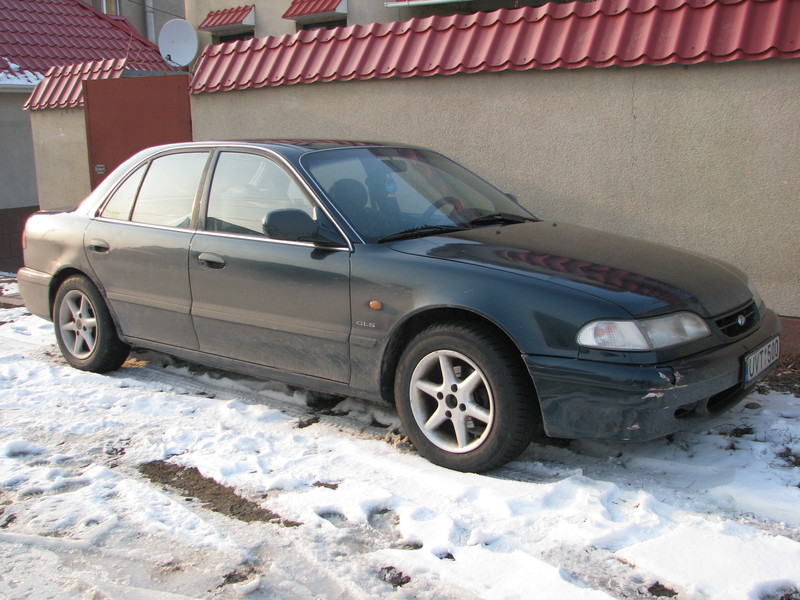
<box><xmin>356</xmin><ymin>321</ymin><xmax>376</xmax><ymax>328</ymax></box>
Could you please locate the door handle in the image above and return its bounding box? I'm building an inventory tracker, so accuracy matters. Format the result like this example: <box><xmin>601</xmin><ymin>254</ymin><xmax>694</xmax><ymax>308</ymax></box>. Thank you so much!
<box><xmin>197</xmin><ymin>252</ymin><xmax>226</xmax><ymax>269</ymax></box>
<box><xmin>89</xmin><ymin>239</ymin><xmax>110</xmax><ymax>253</ymax></box>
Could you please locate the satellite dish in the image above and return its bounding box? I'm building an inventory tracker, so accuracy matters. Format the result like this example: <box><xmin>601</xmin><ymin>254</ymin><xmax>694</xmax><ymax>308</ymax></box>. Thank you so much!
<box><xmin>158</xmin><ymin>19</ymin><xmax>199</xmax><ymax>68</ymax></box>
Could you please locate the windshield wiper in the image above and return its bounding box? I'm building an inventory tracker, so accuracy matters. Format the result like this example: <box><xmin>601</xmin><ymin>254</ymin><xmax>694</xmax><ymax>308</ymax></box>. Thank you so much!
<box><xmin>378</xmin><ymin>225</ymin><xmax>466</xmax><ymax>243</ymax></box>
<box><xmin>467</xmin><ymin>213</ymin><xmax>533</xmax><ymax>227</ymax></box>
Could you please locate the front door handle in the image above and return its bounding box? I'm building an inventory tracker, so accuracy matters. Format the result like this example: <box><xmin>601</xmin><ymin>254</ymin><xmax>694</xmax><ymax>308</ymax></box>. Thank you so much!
<box><xmin>197</xmin><ymin>252</ymin><xmax>226</xmax><ymax>269</ymax></box>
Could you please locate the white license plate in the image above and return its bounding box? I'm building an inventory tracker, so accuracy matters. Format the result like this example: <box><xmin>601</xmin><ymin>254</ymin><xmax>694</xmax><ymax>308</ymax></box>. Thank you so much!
<box><xmin>744</xmin><ymin>336</ymin><xmax>780</xmax><ymax>383</ymax></box>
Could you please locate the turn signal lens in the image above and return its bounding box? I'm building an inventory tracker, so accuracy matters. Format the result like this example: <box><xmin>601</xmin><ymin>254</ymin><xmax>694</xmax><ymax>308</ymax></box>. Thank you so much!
<box><xmin>577</xmin><ymin>320</ymin><xmax>648</xmax><ymax>350</ymax></box>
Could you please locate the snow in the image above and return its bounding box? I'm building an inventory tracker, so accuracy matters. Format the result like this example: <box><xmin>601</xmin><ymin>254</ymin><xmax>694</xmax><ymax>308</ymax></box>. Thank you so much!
<box><xmin>0</xmin><ymin>61</ymin><xmax>42</xmax><ymax>88</ymax></box>
<box><xmin>1</xmin><ymin>305</ymin><xmax>799</xmax><ymax>599</ymax></box>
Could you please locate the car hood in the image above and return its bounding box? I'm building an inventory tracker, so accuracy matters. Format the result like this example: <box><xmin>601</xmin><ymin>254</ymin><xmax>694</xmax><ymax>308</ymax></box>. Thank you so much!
<box><xmin>385</xmin><ymin>221</ymin><xmax>752</xmax><ymax>318</ymax></box>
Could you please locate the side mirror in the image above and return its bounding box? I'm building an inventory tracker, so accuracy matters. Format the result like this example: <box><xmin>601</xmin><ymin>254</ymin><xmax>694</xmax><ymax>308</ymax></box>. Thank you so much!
<box><xmin>264</xmin><ymin>209</ymin><xmax>343</xmax><ymax>247</ymax></box>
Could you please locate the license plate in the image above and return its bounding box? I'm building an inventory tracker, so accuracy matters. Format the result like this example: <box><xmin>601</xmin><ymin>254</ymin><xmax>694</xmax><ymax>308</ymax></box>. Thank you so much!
<box><xmin>744</xmin><ymin>336</ymin><xmax>780</xmax><ymax>383</ymax></box>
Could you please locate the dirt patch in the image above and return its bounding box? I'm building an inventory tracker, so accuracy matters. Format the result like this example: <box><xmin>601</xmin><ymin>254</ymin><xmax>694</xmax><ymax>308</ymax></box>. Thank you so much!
<box><xmin>139</xmin><ymin>461</ymin><xmax>301</xmax><ymax>527</ymax></box>
<box><xmin>378</xmin><ymin>566</ymin><xmax>411</xmax><ymax>588</ymax></box>
<box><xmin>648</xmin><ymin>582</ymin><xmax>677</xmax><ymax>598</ymax></box>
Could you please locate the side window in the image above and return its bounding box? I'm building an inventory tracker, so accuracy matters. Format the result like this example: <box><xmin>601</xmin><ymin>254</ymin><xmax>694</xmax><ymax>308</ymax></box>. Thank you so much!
<box><xmin>100</xmin><ymin>164</ymin><xmax>146</xmax><ymax>220</ymax></box>
<box><xmin>206</xmin><ymin>152</ymin><xmax>314</xmax><ymax>237</ymax></box>
<box><xmin>130</xmin><ymin>152</ymin><xmax>209</xmax><ymax>228</ymax></box>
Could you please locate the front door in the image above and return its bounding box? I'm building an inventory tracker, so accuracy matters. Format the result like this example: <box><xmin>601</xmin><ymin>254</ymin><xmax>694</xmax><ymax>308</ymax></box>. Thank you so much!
<box><xmin>188</xmin><ymin>150</ymin><xmax>352</xmax><ymax>382</ymax></box>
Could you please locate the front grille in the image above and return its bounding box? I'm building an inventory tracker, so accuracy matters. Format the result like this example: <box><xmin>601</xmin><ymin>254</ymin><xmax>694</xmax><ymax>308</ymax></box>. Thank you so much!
<box><xmin>715</xmin><ymin>301</ymin><xmax>757</xmax><ymax>338</ymax></box>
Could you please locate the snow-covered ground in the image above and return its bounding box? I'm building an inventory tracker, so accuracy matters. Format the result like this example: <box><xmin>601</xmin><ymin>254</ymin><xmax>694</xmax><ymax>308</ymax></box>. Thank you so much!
<box><xmin>1</xmin><ymin>305</ymin><xmax>799</xmax><ymax>600</ymax></box>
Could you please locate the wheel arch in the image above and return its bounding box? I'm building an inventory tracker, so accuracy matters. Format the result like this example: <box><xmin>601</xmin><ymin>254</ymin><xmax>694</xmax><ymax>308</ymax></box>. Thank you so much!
<box><xmin>379</xmin><ymin>306</ymin><xmax>536</xmax><ymax>407</ymax></box>
<box><xmin>48</xmin><ymin>268</ymin><xmax>114</xmax><ymax>325</ymax></box>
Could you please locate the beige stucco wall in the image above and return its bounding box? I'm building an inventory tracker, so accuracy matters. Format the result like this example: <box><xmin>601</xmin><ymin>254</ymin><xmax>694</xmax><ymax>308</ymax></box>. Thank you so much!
<box><xmin>29</xmin><ymin>108</ymin><xmax>91</xmax><ymax>211</ymax></box>
<box><xmin>192</xmin><ymin>59</ymin><xmax>800</xmax><ymax>316</ymax></box>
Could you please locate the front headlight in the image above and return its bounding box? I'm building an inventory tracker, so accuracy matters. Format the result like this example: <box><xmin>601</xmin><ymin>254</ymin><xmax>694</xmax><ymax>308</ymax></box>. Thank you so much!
<box><xmin>577</xmin><ymin>312</ymin><xmax>711</xmax><ymax>351</ymax></box>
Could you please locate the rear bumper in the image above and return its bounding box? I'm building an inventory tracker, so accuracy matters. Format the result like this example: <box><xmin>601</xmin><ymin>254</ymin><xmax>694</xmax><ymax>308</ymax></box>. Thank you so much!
<box><xmin>17</xmin><ymin>267</ymin><xmax>53</xmax><ymax>321</ymax></box>
<box><xmin>526</xmin><ymin>309</ymin><xmax>781</xmax><ymax>441</ymax></box>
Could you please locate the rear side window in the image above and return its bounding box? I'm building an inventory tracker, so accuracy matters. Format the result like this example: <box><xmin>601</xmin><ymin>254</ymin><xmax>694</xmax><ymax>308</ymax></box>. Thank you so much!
<box><xmin>100</xmin><ymin>164</ymin><xmax>146</xmax><ymax>220</ymax></box>
<box><xmin>129</xmin><ymin>152</ymin><xmax>209</xmax><ymax>228</ymax></box>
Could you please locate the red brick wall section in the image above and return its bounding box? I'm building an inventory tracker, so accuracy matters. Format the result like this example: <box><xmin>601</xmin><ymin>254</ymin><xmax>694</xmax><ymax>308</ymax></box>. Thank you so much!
<box><xmin>780</xmin><ymin>317</ymin><xmax>800</xmax><ymax>358</ymax></box>
<box><xmin>0</xmin><ymin>206</ymin><xmax>38</xmax><ymax>273</ymax></box>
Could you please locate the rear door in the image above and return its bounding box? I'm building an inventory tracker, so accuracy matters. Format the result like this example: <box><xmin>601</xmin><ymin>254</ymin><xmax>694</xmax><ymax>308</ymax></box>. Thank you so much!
<box><xmin>188</xmin><ymin>150</ymin><xmax>352</xmax><ymax>382</ymax></box>
<box><xmin>85</xmin><ymin>150</ymin><xmax>211</xmax><ymax>348</ymax></box>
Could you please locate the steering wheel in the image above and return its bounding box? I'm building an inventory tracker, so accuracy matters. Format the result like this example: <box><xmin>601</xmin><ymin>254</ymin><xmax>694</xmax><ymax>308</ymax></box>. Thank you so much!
<box><xmin>422</xmin><ymin>196</ymin><xmax>468</xmax><ymax>220</ymax></box>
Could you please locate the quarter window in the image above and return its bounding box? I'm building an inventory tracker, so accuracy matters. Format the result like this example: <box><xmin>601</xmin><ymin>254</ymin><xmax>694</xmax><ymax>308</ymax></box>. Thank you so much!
<box><xmin>100</xmin><ymin>164</ymin><xmax>146</xmax><ymax>221</ymax></box>
<box><xmin>130</xmin><ymin>153</ymin><xmax>209</xmax><ymax>228</ymax></box>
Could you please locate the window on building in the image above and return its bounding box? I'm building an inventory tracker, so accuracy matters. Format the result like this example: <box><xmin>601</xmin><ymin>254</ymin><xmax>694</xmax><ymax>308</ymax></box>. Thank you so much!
<box><xmin>300</xmin><ymin>20</ymin><xmax>347</xmax><ymax>31</ymax></box>
<box><xmin>216</xmin><ymin>31</ymin><xmax>255</xmax><ymax>44</ymax></box>
<box><xmin>199</xmin><ymin>5</ymin><xmax>256</xmax><ymax>45</ymax></box>
<box><xmin>283</xmin><ymin>0</ymin><xmax>348</xmax><ymax>32</ymax></box>
<box><xmin>100</xmin><ymin>0</ymin><xmax>120</xmax><ymax>15</ymax></box>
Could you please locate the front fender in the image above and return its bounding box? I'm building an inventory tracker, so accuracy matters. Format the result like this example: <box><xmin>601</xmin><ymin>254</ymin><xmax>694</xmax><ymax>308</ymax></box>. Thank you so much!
<box><xmin>348</xmin><ymin>244</ymin><xmax>628</xmax><ymax>395</ymax></box>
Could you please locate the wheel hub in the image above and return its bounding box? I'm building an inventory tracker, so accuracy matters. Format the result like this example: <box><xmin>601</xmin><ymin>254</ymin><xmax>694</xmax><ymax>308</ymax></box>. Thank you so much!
<box><xmin>408</xmin><ymin>349</ymin><xmax>494</xmax><ymax>453</ymax></box>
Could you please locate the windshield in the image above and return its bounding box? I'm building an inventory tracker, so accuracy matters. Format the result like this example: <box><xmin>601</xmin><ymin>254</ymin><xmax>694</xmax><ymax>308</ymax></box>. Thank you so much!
<box><xmin>301</xmin><ymin>147</ymin><xmax>535</xmax><ymax>242</ymax></box>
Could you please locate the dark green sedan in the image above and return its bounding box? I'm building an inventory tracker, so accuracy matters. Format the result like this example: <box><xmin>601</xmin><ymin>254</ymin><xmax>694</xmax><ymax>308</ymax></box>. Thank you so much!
<box><xmin>19</xmin><ymin>141</ymin><xmax>781</xmax><ymax>472</ymax></box>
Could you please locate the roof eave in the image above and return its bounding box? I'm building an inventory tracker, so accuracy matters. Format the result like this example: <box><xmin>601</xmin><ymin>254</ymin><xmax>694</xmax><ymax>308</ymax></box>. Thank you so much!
<box><xmin>1</xmin><ymin>83</ymin><xmax>38</xmax><ymax>93</ymax></box>
<box><xmin>284</xmin><ymin>0</ymin><xmax>347</xmax><ymax>21</ymax></box>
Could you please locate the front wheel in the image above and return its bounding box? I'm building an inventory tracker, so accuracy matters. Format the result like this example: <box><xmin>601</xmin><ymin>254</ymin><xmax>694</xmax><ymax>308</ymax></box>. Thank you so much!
<box><xmin>53</xmin><ymin>275</ymin><xmax>130</xmax><ymax>373</ymax></box>
<box><xmin>394</xmin><ymin>322</ymin><xmax>537</xmax><ymax>472</ymax></box>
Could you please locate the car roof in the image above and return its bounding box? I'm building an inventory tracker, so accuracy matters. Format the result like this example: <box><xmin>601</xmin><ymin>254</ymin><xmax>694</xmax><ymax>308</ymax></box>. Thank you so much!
<box><xmin>76</xmin><ymin>139</ymin><xmax>421</xmax><ymax>217</ymax></box>
<box><xmin>138</xmin><ymin>139</ymin><xmax>419</xmax><ymax>165</ymax></box>
<box><xmin>153</xmin><ymin>139</ymin><xmax>404</xmax><ymax>153</ymax></box>
<box><xmin>245</xmin><ymin>140</ymin><xmax>394</xmax><ymax>151</ymax></box>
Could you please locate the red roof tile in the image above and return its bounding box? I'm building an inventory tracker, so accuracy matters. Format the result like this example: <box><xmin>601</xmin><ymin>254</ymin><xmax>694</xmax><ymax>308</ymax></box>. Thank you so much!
<box><xmin>0</xmin><ymin>0</ymin><xmax>173</xmax><ymax>78</ymax></box>
<box><xmin>192</xmin><ymin>0</ymin><xmax>800</xmax><ymax>95</ymax></box>
<box><xmin>282</xmin><ymin>0</ymin><xmax>345</xmax><ymax>20</ymax></box>
<box><xmin>199</xmin><ymin>5</ymin><xmax>255</xmax><ymax>31</ymax></box>
<box><xmin>24</xmin><ymin>58</ymin><xmax>127</xmax><ymax>110</ymax></box>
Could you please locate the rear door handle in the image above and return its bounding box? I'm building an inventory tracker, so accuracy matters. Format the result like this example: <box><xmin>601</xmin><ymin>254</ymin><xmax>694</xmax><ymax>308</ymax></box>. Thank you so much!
<box><xmin>197</xmin><ymin>252</ymin><xmax>226</xmax><ymax>269</ymax></box>
<box><xmin>89</xmin><ymin>239</ymin><xmax>110</xmax><ymax>253</ymax></box>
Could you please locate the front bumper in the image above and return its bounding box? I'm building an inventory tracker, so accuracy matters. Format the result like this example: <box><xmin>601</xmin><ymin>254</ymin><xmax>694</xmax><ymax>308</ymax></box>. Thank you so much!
<box><xmin>526</xmin><ymin>309</ymin><xmax>781</xmax><ymax>442</ymax></box>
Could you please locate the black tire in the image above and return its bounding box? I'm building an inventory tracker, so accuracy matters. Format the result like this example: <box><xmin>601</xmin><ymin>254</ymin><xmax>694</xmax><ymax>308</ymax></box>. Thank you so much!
<box><xmin>53</xmin><ymin>275</ymin><xmax>130</xmax><ymax>373</ymax></box>
<box><xmin>394</xmin><ymin>322</ymin><xmax>537</xmax><ymax>472</ymax></box>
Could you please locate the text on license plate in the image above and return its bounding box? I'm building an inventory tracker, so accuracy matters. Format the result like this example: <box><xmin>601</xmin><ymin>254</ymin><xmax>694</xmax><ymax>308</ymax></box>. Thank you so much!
<box><xmin>744</xmin><ymin>336</ymin><xmax>780</xmax><ymax>383</ymax></box>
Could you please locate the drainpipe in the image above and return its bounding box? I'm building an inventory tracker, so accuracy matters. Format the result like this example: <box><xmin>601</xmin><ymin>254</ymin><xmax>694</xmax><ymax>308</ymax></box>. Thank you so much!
<box><xmin>145</xmin><ymin>0</ymin><xmax>156</xmax><ymax>43</ymax></box>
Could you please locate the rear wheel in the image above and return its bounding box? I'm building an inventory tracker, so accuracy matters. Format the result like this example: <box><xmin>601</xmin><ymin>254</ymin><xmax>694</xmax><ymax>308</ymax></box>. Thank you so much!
<box><xmin>394</xmin><ymin>322</ymin><xmax>537</xmax><ymax>472</ymax></box>
<box><xmin>53</xmin><ymin>275</ymin><xmax>129</xmax><ymax>372</ymax></box>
